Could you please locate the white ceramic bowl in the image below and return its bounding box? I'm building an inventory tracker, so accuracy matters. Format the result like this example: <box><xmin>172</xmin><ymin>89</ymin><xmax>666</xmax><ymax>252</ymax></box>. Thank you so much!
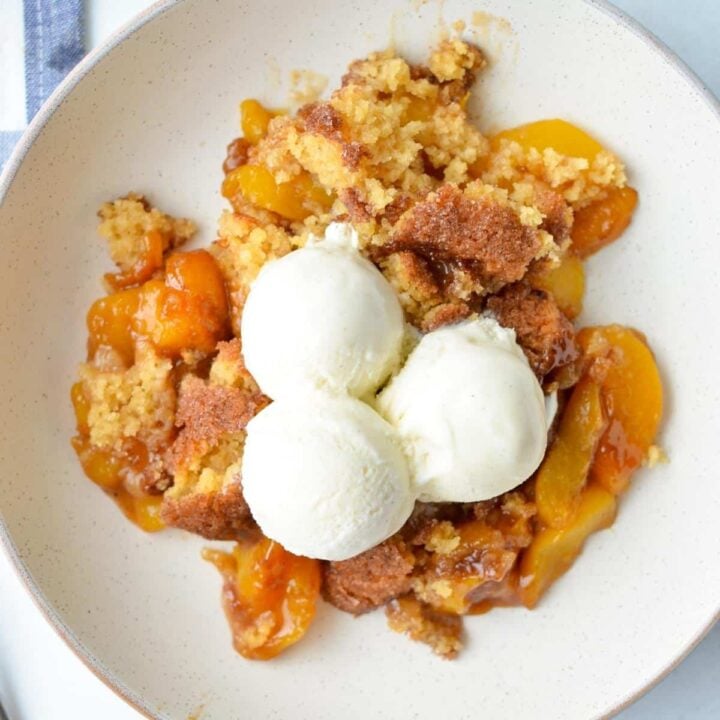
<box><xmin>1</xmin><ymin>1</ymin><xmax>719</xmax><ymax>718</ymax></box>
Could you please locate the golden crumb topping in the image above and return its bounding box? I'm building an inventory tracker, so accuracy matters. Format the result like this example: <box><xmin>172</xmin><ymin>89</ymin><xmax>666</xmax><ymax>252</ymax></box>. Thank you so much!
<box><xmin>428</xmin><ymin>38</ymin><xmax>486</xmax><ymax>82</ymax></box>
<box><xmin>423</xmin><ymin>521</ymin><xmax>461</xmax><ymax>555</ymax></box>
<box><xmin>98</xmin><ymin>193</ymin><xmax>196</xmax><ymax>273</ymax></box>
<box><xmin>482</xmin><ymin>142</ymin><xmax>626</xmax><ymax>209</ymax></box>
<box><xmin>80</xmin><ymin>344</ymin><xmax>175</xmax><ymax>452</ymax></box>
<box><xmin>386</xmin><ymin>596</ymin><xmax>463</xmax><ymax>659</ymax></box>
<box><xmin>210</xmin><ymin>211</ymin><xmax>295</xmax><ymax>331</ymax></box>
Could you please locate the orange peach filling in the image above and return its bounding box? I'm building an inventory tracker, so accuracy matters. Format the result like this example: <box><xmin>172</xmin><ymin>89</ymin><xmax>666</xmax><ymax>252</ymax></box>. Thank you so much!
<box><xmin>572</xmin><ymin>187</ymin><xmax>638</xmax><ymax>258</ymax></box>
<box><xmin>493</xmin><ymin>118</ymin><xmax>605</xmax><ymax>160</ymax></box>
<box><xmin>221</xmin><ymin>99</ymin><xmax>333</xmax><ymax>221</ymax></box>
<box><xmin>203</xmin><ymin>538</ymin><xmax>321</xmax><ymax>660</ymax></box>
<box><xmin>522</xmin><ymin>325</ymin><xmax>662</xmax><ymax>607</ymax></box>
<box><xmin>74</xmin><ymin>249</ymin><xmax>231</xmax><ymax>531</ymax></box>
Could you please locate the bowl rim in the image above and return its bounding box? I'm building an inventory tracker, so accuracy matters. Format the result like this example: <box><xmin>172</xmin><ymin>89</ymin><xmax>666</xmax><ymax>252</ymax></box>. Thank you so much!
<box><xmin>0</xmin><ymin>1</ymin><xmax>718</xmax><ymax>718</ymax></box>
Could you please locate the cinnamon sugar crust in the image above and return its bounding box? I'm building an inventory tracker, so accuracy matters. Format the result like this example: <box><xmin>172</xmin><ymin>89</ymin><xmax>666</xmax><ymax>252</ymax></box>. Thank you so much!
<box><xmin>161</xmin><ymin>481</ymin><xmax>257</xmax><ymax>540</ymax></box>
<box><xmin>322</xmin><ymin>536</ymin><xmax>415</xmax><ymax>614</ymax></box>
<box><xmin>386</xmin><ymin>596</ymin><xmax>463</xmax><ymax>659</ymax></box>
<box><xmin>299</xmin><ymin>102</ymin><xmax>345</xmax><ymax>142</ymax></box>
<box><xmin>338</xmin><ymin>187</ymin><xmax>373</xmax><ymax>223</ymax></box>
<box><xmin>486</xmin><ymin>282</ymin><xmax>579</xmax><ymax>378</ymax></box>
<box><xmin>383</xmin><ymin>185</ymin><xmax>541</xmax><ymax>285</ymax></box>
<box><xmin>534</xmin><ymin>185</ymin><xmax>573</xmax><ymax>246</ymax></box>
<box><xmin>161</xmin><ymin>340</ymin><xmax>267</xmax><ymax>539</ymax></box>
<box><xmin>167</xmin><ymin>375</ymin><xmax>266</xmax><ymax>474</ymax></box>
<box><xmin>422</xmin><ymin>301</ymin><xmax>472</xmax><ymax>332</ymax></box>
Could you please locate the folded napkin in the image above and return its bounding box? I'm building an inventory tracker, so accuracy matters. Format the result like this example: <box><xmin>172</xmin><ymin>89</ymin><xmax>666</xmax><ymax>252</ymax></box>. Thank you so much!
<box><xmin>0</xmin><ymin>0</ymin><xmax>84</xmax><ymax>170</ymax></box>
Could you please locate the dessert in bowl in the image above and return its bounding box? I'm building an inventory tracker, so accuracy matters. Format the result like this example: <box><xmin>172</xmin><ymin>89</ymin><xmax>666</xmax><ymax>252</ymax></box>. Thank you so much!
<box><xmin>70</xmin><ymin>38</ymin><xmax>663</xmax><ymax>660</ymax></box>
<box><xmin>1</xmin><ymin>0</ymin><xmax>718</xmax><ymax>718</ymax></box>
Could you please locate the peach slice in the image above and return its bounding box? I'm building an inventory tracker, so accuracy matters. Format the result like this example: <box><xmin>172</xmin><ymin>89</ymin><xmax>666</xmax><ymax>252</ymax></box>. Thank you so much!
<box><xmin>520</xmin><ymin>484</ymin><xmax>617</xmax><ymax>608</ymax></box>
<box><xmin>529</xmin><ymin>253</ymin><xmax>585</xmax><ymax>319</ymax></box>
<box><xmin>203</xmin><ymin>538</ymin><xmax>321</xmax><ymax>660</ymax></box>
<box><xmin>240</xmin><ymin>99</ymin><xmax>282</xmax><ymax>144</ymax></box>
<box><xmin>222</xmin><ymin>164</ymin><xmax>334</xmax><ymax>222</ymax></box>
<box><xmin>535</xmin><ymin>377</ymin><xmax>608</xmax><ymax>528</ymax></box>
<box><xmin>71</xmin><ymin>435</ymin><xmax>165</xmax><ymax>533</ymax></box>
<box><xmin>578</xmin><ymin>326</ymin><xmax>664</xmax><ymax>494</ymax></box>
<box><xmin>492</xmin><ymin>118</ymin><xmax>604</xmax><ymax>160</ymax></box>
<box><xmin>572</xmin><ymin>186</ymin><xmax>638</xmax><ymax>259</ymax></box>
<box><xmin>86</xmin><ymin>286</ymin><xmax>141</xmax><ymax>365</ymax></box>
<box><xmin>135</xmin><ymin>250</ymin><xmax>229</xmax><ymax>357</ymax></box>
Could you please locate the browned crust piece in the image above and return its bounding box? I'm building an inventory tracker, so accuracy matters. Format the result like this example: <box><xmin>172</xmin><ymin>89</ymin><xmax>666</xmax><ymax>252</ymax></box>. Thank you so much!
<box><xmin>380</xmin><ymin>185</ymin><xmax>541</xmax><ymax>289</ymax></box>
<box><xmin>342</xmin><ymin>41</ymin><xmax>486</xmax><ymax>107</ymax></box>
<box><xmin>223</xmin><ymin>137</ymin><xmax>252</xmax><ymax>174</ymax></box>
<box><xmin>402</xmin><ymin>492</ymin><xmax>536</xmax><ymax>615</ymax></box>
<box><xmin>383</xmin><ymin>194</ymin><xmax>414</xmax><ymax>226</ymax></box>
<box><xmin>211</xmin><ymin>338</ymin><xmax>250</xmax><ymax>380</ymax></box>
<box><xmin>166</xmin><ymin>375</ymin><xmax>267</xmax><ymax>474</ymax></box>
<box><xmin>433</xmin><ymin>41</ymin><xmax>487</xmax><ymax>105</ymax></box>
<box><xmin>472</xmin><ymin>491</ymin><xmax>536</xmax><ymax>550</ymax></box>
<box><xmin>162</xmin><ymin>348</ymin><xmax>268</xmax><ymax>540</ymax></box>
<box><xmin>376</xmin><ymin>250</ymin><xmax>466</xmax><ymax>331</ymax></box>
<box><xmin>486</xmin><ymin>282</ymin><xmax>578</xmax><ymax>379</ymax></box>
<box><xmin>535</xmin><ymin>186</ymin><xmax>573</xmax><ymax>245</ymax></box>
<box><xmin>400</xmin><ymin>501</ymin><xmax>473</xmax><ymax>546</ymax></box>
<box><xmin>339</xmin><ymin>187</ymin><xmax>373</xmax><ymax>223</ymax></box>
<box><xmin>322</xmin><ymin>537</ymin><xmax>416</xmax><ymax>614</ymax></box>
<box><xmin>161</xmin><ymin>482</ymin><xmax>257</xmax><ymax>540</ymax></box>
<box><xmin>386</xmin><ymin>596</ymin><xmax>463</xmax><ymax>659</ymax></box>
<box><xmin>422</xmin><ymin>302</ymin><xmax>472</xmax><ymax>332</ymax></box>
<box><xmin>298</xmin><ymin>101</ymin><xmax>367</xmax><ymax>171</ymax></box>
<box><xmin>299</xmin><ymin>102</ymin><xmax>344</xmax><ymax>141</ymax></box>
<box><xmin>386</xmin><ymin>250</ymin><xmax>441</xmax><ymax>304</ymax></box>
<box><xmin>137</xmin><ymin>452</ymin><xmax>173</xmax><ymax>495</ymax></box>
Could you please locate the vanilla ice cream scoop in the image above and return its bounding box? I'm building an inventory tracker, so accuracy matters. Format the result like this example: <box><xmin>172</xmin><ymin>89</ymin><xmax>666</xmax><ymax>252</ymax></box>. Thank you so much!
<box><xmin>241</xmin><ymin>223</ymin><xmax>405</xmax><ymax>400</ymax></box>
<box><xmin>376</xmin><ymin>317</ymin><xmax>549</xmax><ymax>503</ymax></box>
<box><xmin>242</xmin><ymin>394</ymin><xmax>414</xmax><ymax>561</ymax></box>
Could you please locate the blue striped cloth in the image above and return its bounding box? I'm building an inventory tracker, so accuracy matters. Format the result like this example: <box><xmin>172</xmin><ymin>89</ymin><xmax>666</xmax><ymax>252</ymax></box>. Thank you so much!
<box><xmin>0</xmin><ymin>0</ymin><xmax>84</xmax><ymax>170</ymax></box>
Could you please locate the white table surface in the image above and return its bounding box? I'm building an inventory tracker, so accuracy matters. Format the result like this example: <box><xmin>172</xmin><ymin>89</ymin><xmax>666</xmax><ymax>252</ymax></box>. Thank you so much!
<box><xmin>1</xmin><ymin>0</ymin><xmax>718</xmax><ymax>718</ymax></box>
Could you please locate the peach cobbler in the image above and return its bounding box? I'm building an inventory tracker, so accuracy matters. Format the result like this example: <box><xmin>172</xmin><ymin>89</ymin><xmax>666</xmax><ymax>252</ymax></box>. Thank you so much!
<box><xmin>71</xmin><ymin>39</ymin><xmax>663</xmax><ymax>660</ymax></box>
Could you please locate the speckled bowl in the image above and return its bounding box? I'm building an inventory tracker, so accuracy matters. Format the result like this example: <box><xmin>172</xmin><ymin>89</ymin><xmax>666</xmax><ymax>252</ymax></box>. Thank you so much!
<box><xmin>1</xmin><ymin>1</ymin><xmax>719</xmax><ymax>718</ymax></box>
